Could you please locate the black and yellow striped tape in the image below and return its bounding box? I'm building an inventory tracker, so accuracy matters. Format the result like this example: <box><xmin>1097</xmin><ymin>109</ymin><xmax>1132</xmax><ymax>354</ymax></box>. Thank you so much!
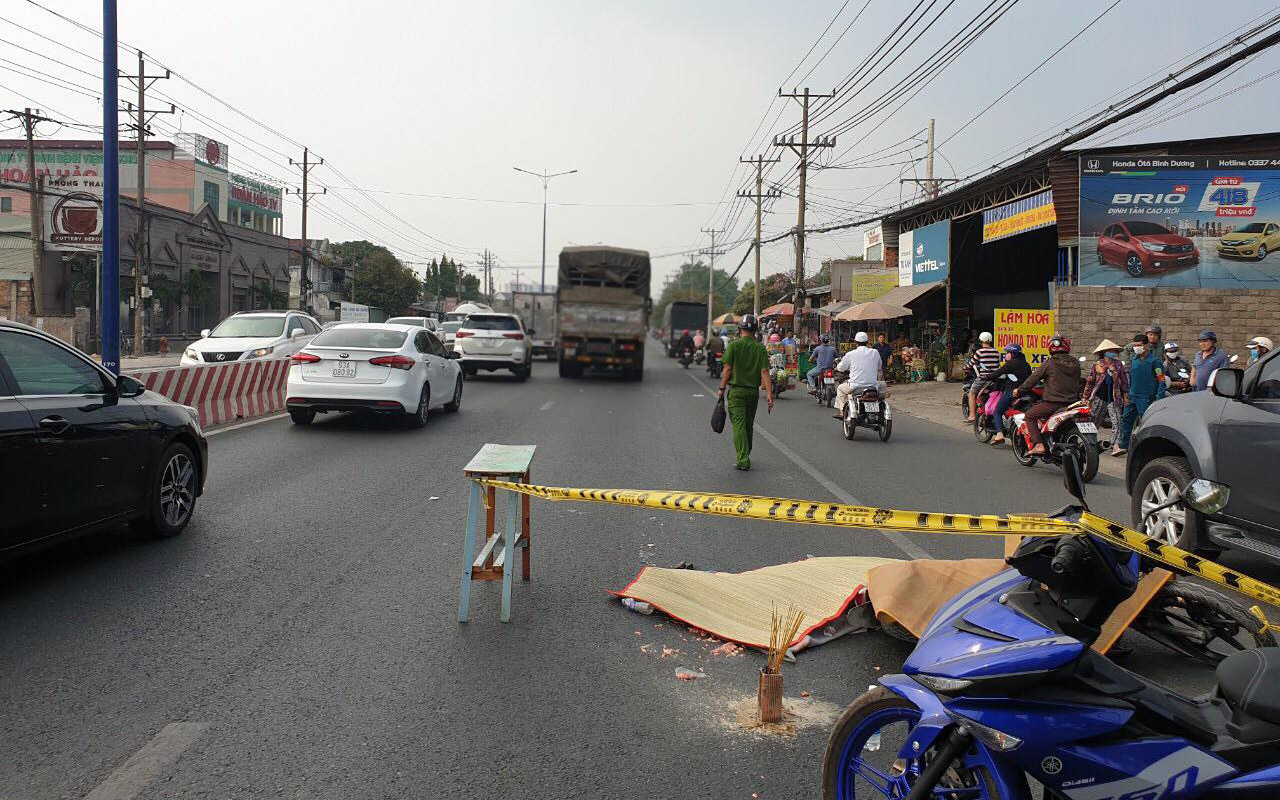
<box><xmin>473</xmin><ymin>480</ymin><xmax>1280</xmax><ymax>609</ymax></box>
<box><xmin>475</xmin><ymin>480</ymin><xmax>1076</xmax><ymax>537</ymax></box>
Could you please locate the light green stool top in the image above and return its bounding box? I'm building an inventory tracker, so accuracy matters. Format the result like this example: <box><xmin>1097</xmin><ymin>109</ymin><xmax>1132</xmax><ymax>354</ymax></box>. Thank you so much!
<box><xmin>463</xmin><ymin>444</ymin><xmax>537</xmax><ymax>477</ymax></box>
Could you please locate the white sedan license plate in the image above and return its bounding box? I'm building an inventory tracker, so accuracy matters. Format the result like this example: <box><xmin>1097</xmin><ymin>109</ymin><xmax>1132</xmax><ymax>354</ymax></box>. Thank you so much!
<box><xmin>824</xmin><ymin>377</ymin><xmax>835</xmax><ymax>384</ymax></box>
<box><xmin>332</xmin><ymin>361</ymin><xmax>357</xmax><ymax>378</ymax></box>
<box><xmin>1075</xmin><ymin>422</ymin><xmax>1097</xmax><ymax>434</ymax></box>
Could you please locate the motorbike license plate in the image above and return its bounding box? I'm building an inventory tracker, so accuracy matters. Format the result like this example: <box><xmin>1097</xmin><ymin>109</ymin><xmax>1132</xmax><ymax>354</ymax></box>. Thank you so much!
<box><xmin>332</xmin><ymin>361</ymin><xmax>356</xmax><ymax>378</ymax></box>
<box><xmin>824</xmin><ymin>378</ymin><xmax>835</xmax><ymax>384</ymax></box>
<box><xmin>1075</xmin><ymin>422</ymin><xmax>1098</xmax><ymax>434</ymax></box>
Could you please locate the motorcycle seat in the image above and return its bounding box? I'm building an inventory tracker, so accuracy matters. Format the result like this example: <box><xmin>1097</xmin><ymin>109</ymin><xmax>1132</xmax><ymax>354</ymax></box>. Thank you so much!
<box><xmin>1217</xmin><ymin>648</ymin><xmax>1280</xmax><ymax>724</ymax></box>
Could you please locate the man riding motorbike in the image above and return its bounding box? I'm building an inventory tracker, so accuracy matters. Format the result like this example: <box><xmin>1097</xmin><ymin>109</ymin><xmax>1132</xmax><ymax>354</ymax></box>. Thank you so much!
<box><xmin>984</xmin><ymin>343</ymin><xmax>1031</xmax><ymax>445</ymax></box>
<box><xmin>706</xmin><ymin>327</ymin><xmax>725</xmax><ymax>373</ymax></box>
<box><xmin>833</xmin><ymin>331</ymin><xmax>885</xmax><ymax>420</ymax></box>
<box><xmin>806</xmin><ymin>333</ymin><xmax>838</xmax><ymax>393</ymax></box>
<box><xmin>1013</xmin><ymin>334</ymin><xmax>1081</xmax><ymax>457</ymax></box>
<box><xmin>675</xmin><ymin>329</ymin><xmax>695</xmax><ymax>359</ymax></box>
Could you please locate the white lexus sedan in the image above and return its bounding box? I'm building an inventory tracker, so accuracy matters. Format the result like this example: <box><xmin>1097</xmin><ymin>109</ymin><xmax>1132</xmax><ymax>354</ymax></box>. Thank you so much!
<box><xmin>285</xmin><ymin>323</ymin><xmax>463</xmax><ymax>427</ymax></box>
<box><xmin>181</xmin><ymin>311</ymin><xmax>322</xmax><ymax>365</ymax></box>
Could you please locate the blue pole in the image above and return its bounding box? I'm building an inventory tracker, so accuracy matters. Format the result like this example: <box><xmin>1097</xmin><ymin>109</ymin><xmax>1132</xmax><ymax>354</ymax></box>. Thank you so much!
<box><xmin>100</xmin><ymin>0</ymin><xmax>120</xmax><ymax>374</ymax></box>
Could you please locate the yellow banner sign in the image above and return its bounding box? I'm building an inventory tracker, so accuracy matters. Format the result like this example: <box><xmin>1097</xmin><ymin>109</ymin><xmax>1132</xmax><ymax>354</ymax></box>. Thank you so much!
<box><xmin>982</xmin><ymin>190</ymin><xmax>1057</xmax><ymax>243</ymax></box>
<box><xmin>994</xmin><ymin>308</ymin><xmax>1055</xmax><ymax>365</ymax></box>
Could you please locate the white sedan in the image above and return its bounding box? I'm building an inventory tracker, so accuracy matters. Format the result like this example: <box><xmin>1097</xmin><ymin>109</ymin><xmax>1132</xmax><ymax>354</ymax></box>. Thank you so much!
<box><xmin>285</xmin><ymin>323</ymin><xmax>463</xmax><ymax>427</ymax></box>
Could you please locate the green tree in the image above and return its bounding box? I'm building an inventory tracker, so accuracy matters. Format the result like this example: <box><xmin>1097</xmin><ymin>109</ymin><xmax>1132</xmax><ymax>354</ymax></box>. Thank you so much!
<box><xmin>650</xmin><ymin>259</ymin><xmax>739</xmax><ymax>327</ymax></box>
<box><xmin>732</xmin><ymin>272</ymin><xmax>794</xmax><ymax>314</ymax></box>
<box><xmin>352</xmin><ymin>249</ymin><xmax>421</xmax><ymax>314</ymax></box>
<box><xmin>251</xmin><ymin>278</ymin><xmax>286</xmax><ymax>309</ymax></box>
<box><xmin>332</xmin><ymin>240</ymin><xmax>395</xmax><ymax>267</ymax></box>
<box><xmin>422</xmin><ymin>254</ymin><xmax>482</xmax><ymax>303</ymax></box>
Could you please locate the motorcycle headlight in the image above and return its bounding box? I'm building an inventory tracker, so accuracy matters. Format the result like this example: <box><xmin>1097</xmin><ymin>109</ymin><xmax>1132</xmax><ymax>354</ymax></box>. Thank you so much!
<box><xmin>956</xmin><ymin>715</ymin><xmax>1023</xmax><ymax>751</ymax></box>
<box><xmin>247</xmin><ymin>346</ymin><xmax>275</xmax><ymax>359</ymax></box>
<box><xmin>914</xmin><ymin>674</ymin><xmax>973</xmax><ymax>693</ymax></box>
<box><xmin>184</xmin><ymin>347</ymin><xmax>199</xmax><ymax>361</ymax></box>
<box><xmin>1140</xmin><ymin>241</ymin><xmax>1167</xmax><ymax>252</ymax></box>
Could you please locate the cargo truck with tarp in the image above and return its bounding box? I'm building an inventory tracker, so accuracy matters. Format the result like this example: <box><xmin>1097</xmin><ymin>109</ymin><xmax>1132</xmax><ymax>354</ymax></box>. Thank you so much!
<box><xmin>557</xmin><ymin>246</ymin><xmax>651</xmax><ymax>380</ymax></box>
<box><xmin>660</xmin><ymin>300</ymin><xmax>708</xmax><ymax>357</ymax></box>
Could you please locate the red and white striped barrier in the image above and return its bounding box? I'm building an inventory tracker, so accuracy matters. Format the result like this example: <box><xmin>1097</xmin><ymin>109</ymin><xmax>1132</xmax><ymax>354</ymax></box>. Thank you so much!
<box><xmin>127</xmin><ymin>359</ymin><xmax>290</xmax><ymax>427</ymax></box>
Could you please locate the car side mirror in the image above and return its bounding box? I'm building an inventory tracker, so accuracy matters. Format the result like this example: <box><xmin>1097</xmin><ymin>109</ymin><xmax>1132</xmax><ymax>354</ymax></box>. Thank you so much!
<box><xmin>116</xmin><ymin>374</ymin><xmax>146</xmax><ymax>398</ymax></box>
<box><xmin>291</xmin><ymin>328</ymin><xmax>305</xmax><ymax>339</ymax></box>
<box><xmin>448</xmin><ymin>351</ymin><xmax>462</xmax><ymax>360</ymax></box>
<box><xmin>1210</xmin><ymin>368</ymin><xmax>1244</xmax><ymax>400</ymax></box>
<box><xmin>527</xmin><ymin>329</ymin><xmax>535</xmax><ymax>336</ymax></box>
<box><xmin>200</xmin><ymin>328</ymin><xmax>211</xmax><ymax>338</ymax></box>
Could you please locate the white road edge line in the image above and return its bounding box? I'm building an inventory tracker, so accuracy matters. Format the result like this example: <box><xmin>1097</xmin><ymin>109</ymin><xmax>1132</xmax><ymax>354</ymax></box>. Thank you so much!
<box><xmin>685</xmin><ymin>371</ymin><xmax>930</xmax><ymax>560</ymax></box>
<box><xmin>205</xmin><ymin>413</ymin><xmax>288</xmax><ymax>436</ymax></box>
<box><xmin>84</xmin><ymin>722</ymin><xmax>209</xmax><ymax>800</ymax></box>
<box><xmin>539</xmin><ymin>400</ymin><xmax>555</xmax><ymax>411</ymax></box>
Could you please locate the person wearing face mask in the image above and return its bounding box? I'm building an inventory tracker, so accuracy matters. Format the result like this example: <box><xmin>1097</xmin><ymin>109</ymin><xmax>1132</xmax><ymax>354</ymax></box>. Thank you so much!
<box><xmin>1162</xmin><ymin>342</ymin><xmax>1192</xmax><ymax>395</ymax></box>
<box><xmin>1246</xmin><ymin>336</ymin><xmax>1273</xmax><ymax>365</ymax></box>
<box><xmin>1083</xmin><ymin>339</ymin><xmax>1127</xmax><ymax>445</ymax></box>
<box><xmin>1112</xmin><ymin>334</ymin><xmax>1165</xmax><ymax>457</ymax></box>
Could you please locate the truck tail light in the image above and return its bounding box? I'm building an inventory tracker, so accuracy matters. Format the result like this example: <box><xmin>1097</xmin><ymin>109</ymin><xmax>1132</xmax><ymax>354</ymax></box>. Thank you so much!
<box><xmin>619</xmin><ymin>343</ymin><xmax>636</xmax><ymax>351</ymax></box>
<box><xmin>369</xmin><ymin>355</ymin><xmax>416</xmax><ymax>370</ymax></box>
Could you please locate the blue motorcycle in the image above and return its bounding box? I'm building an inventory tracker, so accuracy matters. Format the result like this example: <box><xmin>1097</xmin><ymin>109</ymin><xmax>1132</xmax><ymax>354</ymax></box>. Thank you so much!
<box><xmin>823</xmin><ymin>457</ymin><xmax>1280</xmax><ymax>799</ymax></box>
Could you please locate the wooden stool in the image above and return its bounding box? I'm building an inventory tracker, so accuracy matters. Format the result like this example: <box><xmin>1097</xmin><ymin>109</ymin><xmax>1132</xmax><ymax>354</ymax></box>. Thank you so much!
<box><xmin>458</xmin><ymin>444</ymin><xmax>536</xmax><ymax>623</ymax></box>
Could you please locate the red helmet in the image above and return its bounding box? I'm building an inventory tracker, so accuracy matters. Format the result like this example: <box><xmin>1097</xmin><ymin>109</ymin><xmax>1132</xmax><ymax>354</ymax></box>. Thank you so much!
<box><xmin>1048</xmin><ymin>335</ymin><xmax>1071</xmax><ymax>355</ymax></box>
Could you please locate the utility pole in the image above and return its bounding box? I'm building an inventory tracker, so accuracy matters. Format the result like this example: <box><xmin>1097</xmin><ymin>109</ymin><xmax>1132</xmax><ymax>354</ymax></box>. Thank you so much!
<box><xmin>901</xmin><ymin>119</ymin><xmax>958</xmax><ymax>200</ymax></box>
<box><xmin>101</xmin><ymin>0</ymin><xmax>120</xmax><ymax>372</ymax></box>
<box><xmin>123</xmin><ymin>50</ymin><xmax>172</xmax><ymax>357</ymax></box>
<box><xmin>288</xmin><ymin>148</ymin><xmax>325</xmax><ymax>314</ymax></box>
<box><xmin>513</xmin><ymin>166</ymin><xmax>578</xmax><ymax>292</ymax></box>
<box><xmin>737</xmin><ymin>155</ymin><xmax>781</xmax><ymax>316</ymax></box>
<box><xmin>775</xmin><ymin>88</ymin><xmax>835</xmax><ymax>337</ymax></box>
<box><xmin>4</xmin><ymin>108</ymin><xmax>57</xmax><ymax>317</ymax></box>
<box><xmin>700</xmin><ymin>228</ymin><xmax>723</xmax><ymax>343</ymax></box>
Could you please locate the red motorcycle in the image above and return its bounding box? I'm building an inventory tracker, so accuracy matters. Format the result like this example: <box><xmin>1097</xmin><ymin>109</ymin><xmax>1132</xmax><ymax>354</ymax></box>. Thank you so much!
<box><xmin>971</xmin><ymin>374</ymin><xmax>1033</xmax><ymax>443</ymax></box>
<box><xmin>815</xmin><ymin>368</ymin><xmax>837</xmax><ymax>408</ymax></box>
<box><xmin>1010</xmin><ymin>399</ymin><xmax>1100</xmax><ymax>482</ymax></box>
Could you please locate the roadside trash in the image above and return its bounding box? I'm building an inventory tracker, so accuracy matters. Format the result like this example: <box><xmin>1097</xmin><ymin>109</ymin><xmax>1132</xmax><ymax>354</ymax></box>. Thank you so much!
<box><xmin>800</xmin><ymin>690</ymin><xmax>811</xmax><ymax>698</ymax></box>
<box><xmin>711</xmin><ymin>642</ymin><xmax>744</xmax><ymax>657</ymax></box>
<box><xmin>675</xmin><ymin>667</ymin><xmax>705</xmax><ymax>681</ymax></box>
<box><xmin>864</xmin><ymin>732</ymin><xmax>882</xmax><ymax>752</ymax></box>
<box><xmin>622</xmin><ymin>598</ymin><xmax>654</xmax><ymax>615</ymax></box>
<box><xmin>429</xmin><ymin>496</ymin><xmax>439</xmax><ymax>501</ymax></box>
<box><xmin>661</xmin><ymin>646</ymin><xmax>680</xmax><ymax>658</ymax></box>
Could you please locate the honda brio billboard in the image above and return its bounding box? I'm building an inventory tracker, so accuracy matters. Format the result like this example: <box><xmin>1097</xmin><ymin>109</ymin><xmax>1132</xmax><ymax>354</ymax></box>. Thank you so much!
<box><xmin>1079</xmin><ymin>155</ymin><xmax>1280</xmax><ymax>287</ymax></box>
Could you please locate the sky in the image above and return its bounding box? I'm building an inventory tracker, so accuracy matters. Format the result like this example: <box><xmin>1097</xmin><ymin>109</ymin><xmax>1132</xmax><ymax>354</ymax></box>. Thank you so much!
<box><xmin>5</xmin><ymin>0</ymin><xmax>1280</xmax><ymax>293</ymax></box>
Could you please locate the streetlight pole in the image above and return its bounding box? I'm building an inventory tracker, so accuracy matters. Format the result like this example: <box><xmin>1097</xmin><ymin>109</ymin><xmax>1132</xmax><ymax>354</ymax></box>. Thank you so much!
<box><xmin>513</xmin><ymin>166</ymin><xmax>577</xmax><ymax>293</ymax></box>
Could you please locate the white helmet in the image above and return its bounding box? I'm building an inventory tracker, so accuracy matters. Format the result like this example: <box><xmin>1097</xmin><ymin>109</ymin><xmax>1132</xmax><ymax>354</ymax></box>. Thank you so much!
<box><xmin>854</xmin><ymin>331</ymin><xmax>869</xmax><ymax>343</ymax></box>
<box><xmin>979</xmin><ymin>331</ymin><xmax>993</xmax><ymax>343</ymax></box>
<box><xmin>1247</xmin><ymin>336</ymin><xmax>1274</xmax><ymax>351</ymax></box>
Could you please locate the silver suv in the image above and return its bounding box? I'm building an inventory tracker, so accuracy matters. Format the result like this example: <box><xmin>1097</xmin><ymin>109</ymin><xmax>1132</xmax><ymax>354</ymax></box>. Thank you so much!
<box><xmin>453</xmin><ymin>313</ymin><xmax>532</xmax><ymax>381</ymax></box>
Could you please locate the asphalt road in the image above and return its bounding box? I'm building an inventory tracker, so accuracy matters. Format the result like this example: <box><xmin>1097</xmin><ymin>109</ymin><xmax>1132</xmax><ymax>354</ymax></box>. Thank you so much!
<box><xmin>0</xmin><ymin>351</ymin><xmax>1236</xmax><ymax>799</ymax></box>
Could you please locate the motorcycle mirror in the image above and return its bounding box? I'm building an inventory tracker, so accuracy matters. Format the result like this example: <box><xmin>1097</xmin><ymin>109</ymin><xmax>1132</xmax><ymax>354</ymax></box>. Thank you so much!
<box><xmin>1061</xmin><ymin>450</ymin><xmax>1088</xmax><ymax>509</ymax></box>
<box><xmin>1229</xmin><ymin>355</ymin><xmax>1239</xmax><ymax>364</ymax></box>
<box><xmin>1078</xmin><ymin>356</ymin><xmax>1087</xmax><ymax>362</ymax></box>
<box><xmin>1183</xmin><ymin>478</ymin><xmax>1230</xmax><ymax>515</ymax></box>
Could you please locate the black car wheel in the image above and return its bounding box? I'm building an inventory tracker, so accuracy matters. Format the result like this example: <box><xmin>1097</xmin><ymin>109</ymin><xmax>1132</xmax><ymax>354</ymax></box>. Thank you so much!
<box><xmin>135</xmin><ymin>442</ymin><xmax>198</xmax><ymax>538</ymax></box>
<box><xmin>290</xmin><ymin>409</ymin><xmax>315</xmax><ymax>425</ymax></box>
<box><xmin>1131</xmin><ymin>456</ymin><xmax>1205</xmax><ymax>551</ymax></box>
<box><xmin>444</xmin><ymin>375</ymin><xmax>463</xmax><ymax>412</ymax></box>
<box><xmin>405</xmin><ymin>383</ymin><xmax>430</xmax><ymax>428</ymax></box>
<box><xmin>1126</xmin><ymin>254</ymin><xmax>1145</xmax><ymax>276</ymax></box>
<box><xmin>1096</xmin><ymin>248</ymin><xmax>1105</xmax><ymax>265</ymax></box>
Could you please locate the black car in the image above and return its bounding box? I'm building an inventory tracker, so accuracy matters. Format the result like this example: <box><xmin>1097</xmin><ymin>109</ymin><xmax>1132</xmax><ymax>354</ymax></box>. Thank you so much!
<box><xmin>1</xmin><ymin>320</ymin><xmax>207</xmax><ymax>559</ymax></box>
<box><xmin>1128</xmin><ymin>348</ymin><xmax>1280</xmax><ymax>560</ymax></box>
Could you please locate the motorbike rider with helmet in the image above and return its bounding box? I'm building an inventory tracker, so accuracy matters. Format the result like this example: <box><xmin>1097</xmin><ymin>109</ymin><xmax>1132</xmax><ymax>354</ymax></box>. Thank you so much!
<box><xmin>806</xmin><ymin>333</ymin><xmax>838</xmax><ymax>393</ymax></box>
<box><xmin>1013</xmin><ymin>334</ymin><xmax>1082</xmax><ymax>457</ymax></box>
<box><xmin>984</xmin><ymin>343</ymin><xmax>1032</xmax><ymax>445</ymax></box>
<box><xmin>833</xmin><ymin>331</ymin><xmax>885</xmax><ymax>420</ymax></box>
<box><xmin>676</xmin><ymin>329</ymin><xmax>695</xmax><ymax>356</ymax></box>
<box><xmin>706</xmin><ymin>327</ymin><xmax>725</xmax><ymax>373</ymax></box>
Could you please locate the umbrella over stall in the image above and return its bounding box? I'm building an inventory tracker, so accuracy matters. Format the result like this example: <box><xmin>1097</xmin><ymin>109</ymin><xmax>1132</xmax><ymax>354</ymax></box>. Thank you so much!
<box><xmin>833</xmin><ymin>300</ymin><xmax>913</xmax><ymax>322</ymax></box>
<box><xmin>712</xmin><ymin>312</ymin><xmax>740</xmax><ymax>325</ymax></box>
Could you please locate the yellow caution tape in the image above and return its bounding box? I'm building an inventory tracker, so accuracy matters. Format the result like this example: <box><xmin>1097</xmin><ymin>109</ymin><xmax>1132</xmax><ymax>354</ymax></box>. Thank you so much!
<box><xmin>1078</xmin><ymin>512</ymin><xmax>1280</xmax><ymax>609</ymax></box>
<box><xmin>475</xmin><ymin>480</ymin><xmax>1076</xmax><ymax>537</ymax></box>
<box><xmin>1249</xmin><ymin>606</ymin><xmax>1280</xmax><ymax>637</ymax></box>
<box><xmin>472</xmin><ymin>480</ymin><xmax>1280</xmax><ymax>610</ymax></box>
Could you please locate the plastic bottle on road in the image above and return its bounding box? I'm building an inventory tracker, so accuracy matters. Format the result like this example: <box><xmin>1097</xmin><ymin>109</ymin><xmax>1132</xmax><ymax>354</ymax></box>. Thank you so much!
<box><xmin>622</xmin><ymin>598</ymin><xmax>654</xmax><ymax>615</ymax></box>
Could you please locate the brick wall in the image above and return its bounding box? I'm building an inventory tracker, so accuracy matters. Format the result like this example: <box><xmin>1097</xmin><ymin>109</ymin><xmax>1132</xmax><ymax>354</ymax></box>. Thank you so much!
<box><xmin>0</xmin><ymin>278</ymin><xmax>33</xmax><ymax>320</ymax></box>
<box><xmin>1056</xmin><ymin>286</ymin><xmax>1280</xmax><ymax>358</ymax></box>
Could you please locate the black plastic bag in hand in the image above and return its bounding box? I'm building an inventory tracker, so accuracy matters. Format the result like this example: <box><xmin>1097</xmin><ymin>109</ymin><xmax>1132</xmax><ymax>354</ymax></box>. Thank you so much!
<box><xmin>711</xmin><ymin>394</ymin><xmax>726</xmax><ymax>434</ymax></box>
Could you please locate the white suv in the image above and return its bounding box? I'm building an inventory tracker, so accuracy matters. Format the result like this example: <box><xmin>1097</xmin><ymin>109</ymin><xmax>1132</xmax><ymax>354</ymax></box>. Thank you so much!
<box><xmin>453</xmin><ymin>313</ymin><xmax>532</xmax><ymax>381</ymax></box>
<box><xmin>181</xmin><ymin>311</ymin><xmax>321</xmax><ymax>365</ymax></box>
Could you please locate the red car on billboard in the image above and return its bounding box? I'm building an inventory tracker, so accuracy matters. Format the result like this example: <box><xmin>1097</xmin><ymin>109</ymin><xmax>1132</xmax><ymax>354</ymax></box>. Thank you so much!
<box><xmin>1095</xmin><ymin>220</ymin><xmax>1199</xmax><ymax>276</ymax></box>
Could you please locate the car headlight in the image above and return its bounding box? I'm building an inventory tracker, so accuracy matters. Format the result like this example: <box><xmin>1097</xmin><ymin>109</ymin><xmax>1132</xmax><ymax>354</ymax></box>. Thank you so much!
<box><xmin>184</xmin><ymin>347</ymin><xmax>199</xmax><ymax>361</ymax></box>
<box><xmin>1140</xmin><ymin>241</ymin><xmax>1167</xmax><ymax>252</ymax></box>
<box><xmin>247</xmin><ymin>346</ymin><xmax>275</xmax><ymax>359</ymax></box>
<box><xmin>914</xmin><ymin>674</ymin><xmax>973</xmax><ymax>693</ymax></box>
<box><xmin>182</xmin><ymin>404</ymin><xmax>203</xmax><ymax>435</ymax></box>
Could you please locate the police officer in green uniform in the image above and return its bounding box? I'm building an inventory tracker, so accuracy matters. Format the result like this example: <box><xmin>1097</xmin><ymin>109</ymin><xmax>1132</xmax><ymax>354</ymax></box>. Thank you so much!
<box><xmin>717</xmin><ymin>313</ymin><xmax>774</xmax><ymax>470</ymax></box>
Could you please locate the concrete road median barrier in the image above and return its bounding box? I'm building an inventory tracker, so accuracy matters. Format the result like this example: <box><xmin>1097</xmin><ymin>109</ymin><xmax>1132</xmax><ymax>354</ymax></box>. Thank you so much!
<box><xmin>127</xmin><ymin>359</ymin><xmax>289</xmax><ymax>427</ymax></box>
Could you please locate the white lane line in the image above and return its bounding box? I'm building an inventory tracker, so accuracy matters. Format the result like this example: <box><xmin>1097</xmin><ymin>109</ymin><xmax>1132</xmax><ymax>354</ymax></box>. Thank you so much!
<box><xmin>539</xmin><ymin>400</ymin><xmax>555</xmax><ymax>411</ymax></box>
<box><xmin>204</xmin><ymin>413</ymin><xmax>287</xmax><ymax>436</ymax></box>
<box><xmin>85</xmin><ymin>722</ymin><xmax>209</xmax><ymax>800</ymax></box>
<box><xmin>684</xmin><ymin>371</ymin><xmax>929</xmax><ymax>560</ymax></box>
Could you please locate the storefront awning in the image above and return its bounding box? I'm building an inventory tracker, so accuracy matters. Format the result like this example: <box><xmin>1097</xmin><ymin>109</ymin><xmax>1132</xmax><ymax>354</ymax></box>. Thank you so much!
<box><xmin>876</xmin><ymin>282</ymin><xmax>943</xmax><ymax>308</ymax></box>
<box><xmin>815</xmin><ymin>300</ymin><xmax>853</xmax><ymax>317</ymax></box>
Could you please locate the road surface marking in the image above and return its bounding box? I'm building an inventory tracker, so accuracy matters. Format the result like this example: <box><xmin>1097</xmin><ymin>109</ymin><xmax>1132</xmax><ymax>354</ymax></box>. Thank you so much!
<box><xmin>539</xmin><ymin>401</ymin><xmax>555</xmax><ymax>411</ymax></box>
<box><xmin>84</xmin><ymin>722</ymin><xmax>209</xmax><ymax>800</ymax></box>
<box><xmin>684</xmin><ymin>371</ymin><xmax>929</xmax><ymax>560</ymax></box>
<box><xmin>205</xmin><ymin>413</ymin><xmax>287</xmax><ymax>436</ymax></box>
